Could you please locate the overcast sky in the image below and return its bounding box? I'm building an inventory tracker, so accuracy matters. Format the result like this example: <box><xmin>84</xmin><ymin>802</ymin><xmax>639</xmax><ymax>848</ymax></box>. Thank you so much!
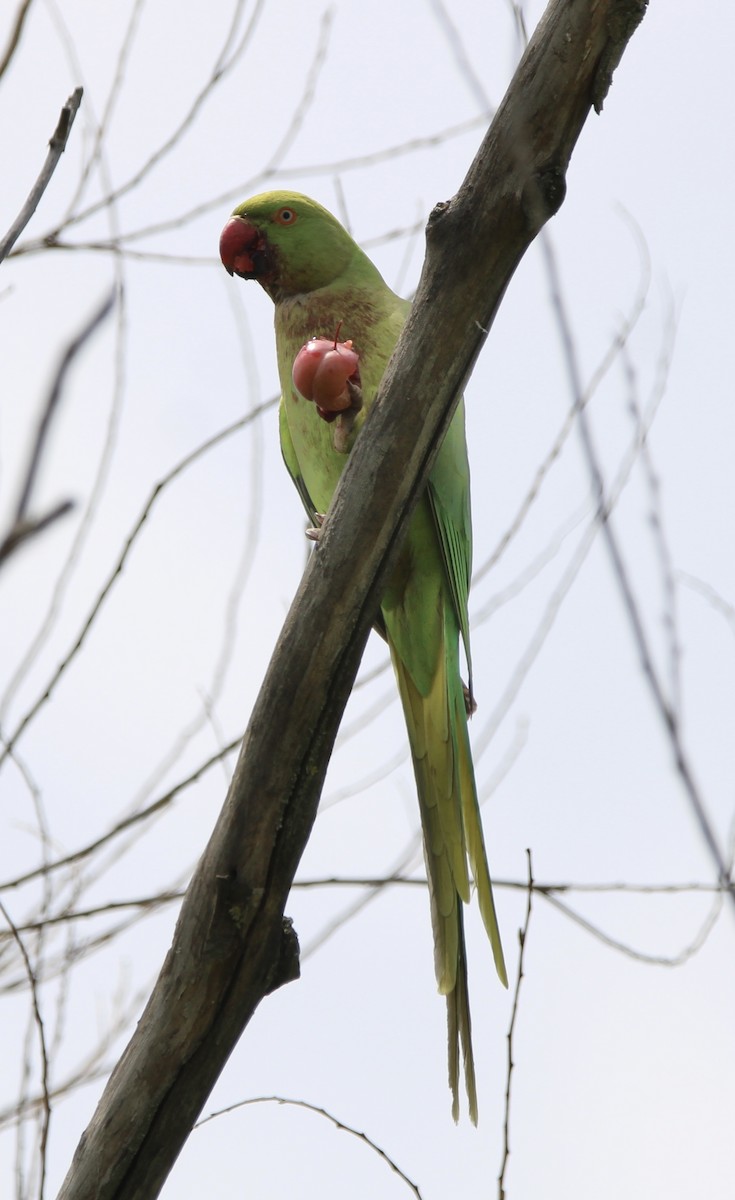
<box><xmin>1</xmin><ymin>2</ymin><xmax>734</xmax><ymax>1198</ymax></box>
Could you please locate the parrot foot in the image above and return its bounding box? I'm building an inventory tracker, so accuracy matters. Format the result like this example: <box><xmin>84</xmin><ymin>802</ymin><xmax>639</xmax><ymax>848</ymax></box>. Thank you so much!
<box><xmin>463</xmin><ymin>682</ymin><xmax>477</xmax><ymax>717</ymax></box>
<box><xmin>332</xmin><ymin>378</ymin><xmax>363</xmax><ymax>454</ymax></box>
<box><xmin>305</xmin><ymin>513</ymin><xmax>326</xmax><ymax>541</ymax></box>
<box><xmin>346</xmin><ymin>377</ymin><xmax>363</xmax><ymax>410</ymax></box>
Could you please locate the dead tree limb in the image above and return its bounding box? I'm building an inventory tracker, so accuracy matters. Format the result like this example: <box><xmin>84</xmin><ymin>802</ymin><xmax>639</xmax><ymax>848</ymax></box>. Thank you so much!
<box><xmin>0</xmin><ymin>289</ymin><xmax>116</xmax><ymax>570</ymax></box>
<box><xmin>0</xmin><ymin>86</ymin><xmax>83</xmax><ymax>264</ymax></box>
<box><xmin>58</xmin><ymin>2</ymin><xmax>647</xmax><ymax>1197</ymax></box>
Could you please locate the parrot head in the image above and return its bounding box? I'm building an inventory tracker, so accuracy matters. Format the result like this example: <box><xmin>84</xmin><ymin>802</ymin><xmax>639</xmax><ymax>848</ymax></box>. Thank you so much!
<box><xmin>219</xmin><ymin>191</ymin><xmax>357</xmax><ymax>299</ymax></box>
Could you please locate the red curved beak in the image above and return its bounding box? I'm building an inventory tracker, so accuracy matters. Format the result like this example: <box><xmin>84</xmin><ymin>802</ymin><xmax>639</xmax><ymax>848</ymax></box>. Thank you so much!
<box><xmin>219</xmin><ymin>215</ymin><xmax>262</xmax><ymax>277</ymax></box>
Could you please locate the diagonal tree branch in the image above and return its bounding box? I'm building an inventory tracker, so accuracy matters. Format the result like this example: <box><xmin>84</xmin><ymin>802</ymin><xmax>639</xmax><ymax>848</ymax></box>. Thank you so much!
<box><xmin>0</xmin><ymin>87</ymin><xmax>83</xmax><ymax>264</ymax></box>
<box><xmin>0</xmin><ymin>288</ymin><xmax>116</xmax><ymax>571</ymax></box>
<box><xmin>57</xmin><ymin>2</ymin><xmax>648</xmax><ymax>1197</ymax></box>
<box><xmin>0</xmin><ymin>0</ymin><xmax>36</xmax><ymax>83</ymax></box>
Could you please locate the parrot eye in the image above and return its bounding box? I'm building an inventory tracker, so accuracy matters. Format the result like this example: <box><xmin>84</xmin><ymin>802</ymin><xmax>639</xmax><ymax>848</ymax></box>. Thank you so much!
<box><xmin>274</xmin><ymin>207</ymin><xmax>297</xmax><ymax>225</ymax></box>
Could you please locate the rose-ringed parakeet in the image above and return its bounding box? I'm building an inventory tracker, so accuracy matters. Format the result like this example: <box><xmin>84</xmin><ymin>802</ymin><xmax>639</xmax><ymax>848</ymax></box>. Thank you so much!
<box><xmin>219</xmin><ymin>191</ymin><xmax>506</xmax><ymax>1121</ymax></box>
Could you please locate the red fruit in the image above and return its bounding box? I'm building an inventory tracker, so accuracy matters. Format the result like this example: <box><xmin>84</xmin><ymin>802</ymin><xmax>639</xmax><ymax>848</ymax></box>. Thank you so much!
<box><xmin>292</xmin><ymin>338</ymin><xmax>329</xmax><ymax>400</ymax></box>
<box><xmin>314</xmin><ymin>346</ymin><xmax>359</xmax><ymax>407</ymax></box>
<box><xmin>293</xmin><ymin>337</ymin><xmax>360</xmax><ymax>412</ymax></box>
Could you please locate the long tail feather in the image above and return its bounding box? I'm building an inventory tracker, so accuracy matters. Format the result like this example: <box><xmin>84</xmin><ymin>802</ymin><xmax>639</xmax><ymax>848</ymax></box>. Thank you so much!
<box><xmin>446</xmin><ymin>907</ymin><xmax>477</xmax><ymax>1122</ymax></box>
<box><xmin>453</xmin><ymin>681</ymin><xmax>508</xmax><ymax>988</ymax></box>
<box><xmin>389</xmin><ymin>613</ymin><xmax>506</xmax><ymax>1122</ymax></box>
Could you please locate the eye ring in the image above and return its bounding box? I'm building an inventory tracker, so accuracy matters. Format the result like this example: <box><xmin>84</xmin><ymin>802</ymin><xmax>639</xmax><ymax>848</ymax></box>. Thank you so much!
<box><xmin>274</xmin><ymin>207</ymin><xmax>297</xmax><ymax>225</ymax></box>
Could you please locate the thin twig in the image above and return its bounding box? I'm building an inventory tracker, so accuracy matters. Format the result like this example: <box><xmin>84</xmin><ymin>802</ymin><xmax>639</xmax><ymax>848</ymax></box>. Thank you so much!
<box><xmin>107</xmin><ymin>289</ymin><xmax>268</xmax><ymax>828</ymax></box>
<box><xmin>540</xmin><ymin>889</ymin><xmax>724</xmax><ymax>968</ymax></box>
<box><xmin>320</xmin><ymin>747</ymin><xmax>407</xmax><ymax>811</ymax></box>
<box><xmin>0</xmin><ymin>501</ymin><xmax>75</xmax><ymax>566</ymax></box>
<box><xmin>472</xmin><ymin>369</ymin><xmax>666</xmax><ymax>761</ymax></box>
<box><xmin>0</xmin><ymin>735</ymin><xmax>241</xmax><ymax>893</ymax></box>
<box><xmin>622</xmin><ymin>345</ymin><xmax>682</xmax><ymax>715</ymax></box>
<box><xmin>0</xmin><ymin>900</ymin><xmax>51</xmax><ymax>1200</ymax></box>
<box><xmin>62</xmin><ymin>0</ymin><xmax>148</xmax><ymax>218</ymax></box>
<box><xmin>499</xmin><ymin>849</ymin><xmax>533</xmax><ymax>1200</ymax></box>
<box><xmin>0</xmin><ymin>288</ymin><xmax>116</xmax><ymax>570</ymax></box>
<box><xmin>300</xmin><ymin>838</ymin><xmax>421</xmax><ymax>960</ymax></box>
<box><xmin>196</xmin><ymin>1095</ymin><xmax>424</xmax><ymax>1199</ymax></box>
<box><xmin>0</xmin><ymin>976</ymin><xmax>156</xmax><ymax>1131</ymax></box>
<box><xmin>2</xmin><ymin>0</ymin><xmax>131</xmax><ymax>732</ymax></box>
<box><xmin>47</xmin><ymin>1</ymin><xmax>264</xmax><ymax>237</ymax></box>
<box><xmin>677</xmin><ymin>571</ymin><xmax>735</xmax><ymax>641</ymax></box>
<box><xmin>0</xmin><ymin>0</ymin><xmax>35</xmax><ymax>82</ymax></box>
<box><xmin>28</xmin><ymin>220</ymin><xmax>429</xmax><ymax>265</ymax></box>
<box><xmin>14</xmin><ymin>116</ymin><xmax>490</xmax><ymax>257</ymax></box>
<box><xmin>13</xmin><ymin>289</ymin><xmax>116</xmax><ymax>521</ymax></box>
<box><xmin>7</xmin><ymin>739</ymin><xmax>55</xmax><ymax>1200</ymax></box>
<box><xmin>473</xmin><ymin>247</ymin><xmax>649</xmax><ymax>587</ymax></box>
<box><xmin>0</xmin><ymin>268</ymin><xmax>127</xmax><ymax>723</ymax></box>
<box><xmin>291</xmin><ymin>875</ymin><xmax>729</xmax><ymax>897</ymax></box>
<box><xmin>507</xmin><ymin>0</ymin><xmax>530</xmax><ymax>51</ymax></box>
<box><xmin>0</xmin><ymin>871</ymin><xmax>728</xmax><ymax>1003</ymax></box>
<box><xmin>0</xmin><ymin>400</ymin><xmax>275</xmax><ymax>768</ymax></box>
<box><xmin>428</xmin><ymin>0</ymin><xmax>494</xmax><ymax>112</ymax></box>
<box><xmin>0</xmin><ymin>87</ymin><xmax>83</xmax><ymax>263</ymax></box>
<box><xmin>472</xmin><ymin>503</ymin><xmax>589</xmax><ymax>626</ymax></box>
<box><xmin>337</xmin><ymin>685</ymin><xmax>398</xmax><ymax>743</ymax></box>
<box><xmin>538</xmin><ymin>227</ymin><xmax>735</xmax><ymax>912</ymax></box>
<box><xmin>260</xmin><ymin>7</ymin><xmax>335</xmax><ymax>173</ymax></box>
<box><xmin>1</xmin><ymin>875</ymin><xmax>727</xmax><ymax>936</ymax></box>
<box><xmin>3</xmin><ymin>892</ymin><xmax>186</xmax><ymax>935</ymax></box>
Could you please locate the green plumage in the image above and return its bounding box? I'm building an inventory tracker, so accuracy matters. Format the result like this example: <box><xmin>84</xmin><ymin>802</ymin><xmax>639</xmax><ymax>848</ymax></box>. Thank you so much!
<box><xmin>225</xmin><ymin>190</ymin><xmax>507</xmax><ymax>1121</ymax></box>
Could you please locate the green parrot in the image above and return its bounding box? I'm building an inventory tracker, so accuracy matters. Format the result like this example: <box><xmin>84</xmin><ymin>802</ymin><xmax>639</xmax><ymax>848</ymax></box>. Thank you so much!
<box><xmin>219</xmin><ymin>191</ymin><xmax>507</xmax><ymax>1121</ymax></box>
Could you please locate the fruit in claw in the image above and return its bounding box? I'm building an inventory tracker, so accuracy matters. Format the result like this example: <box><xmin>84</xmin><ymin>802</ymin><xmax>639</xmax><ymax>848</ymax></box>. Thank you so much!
<box><xmin>292</xmin><ymin>336</ymin><xmax>360</xmax><ymax>415</ymax></box>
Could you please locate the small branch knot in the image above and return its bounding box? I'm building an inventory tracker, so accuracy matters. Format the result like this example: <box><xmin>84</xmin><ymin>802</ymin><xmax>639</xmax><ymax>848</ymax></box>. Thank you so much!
<box><xmin>265</xmin><ymin>918</ymin><xmax>301</xmax><ymax>994</ymax></box>
<box><xmin>425</xmin><ymin>199</ymin><xmax>452</xmax><ymax>241</ymax></box>
<box><xmin>521</xmin><ymin>165</ymin><xmax>567</xmax><ymax>231</ymax></box>
<box><xmin>592</xmin><ymin>0</ymin><xmax>649</xmax><ymax>112</ymax></box>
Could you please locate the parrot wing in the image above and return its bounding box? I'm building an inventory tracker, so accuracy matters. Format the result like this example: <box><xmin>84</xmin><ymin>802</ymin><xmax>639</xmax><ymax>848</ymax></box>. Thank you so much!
<box><xmin>426</xmin><ymin>406</ymin><xmax>506</xmax><ymax>984</ymax></box>
<box><xmin>426</xmin><ymin>399</ymin><xmax>474</xmax><ymax>693</ymax></box>
<box><xmin>279</xmin><ymin>398</ymin><xmax>318</xmax><ymax>523</ymax></box>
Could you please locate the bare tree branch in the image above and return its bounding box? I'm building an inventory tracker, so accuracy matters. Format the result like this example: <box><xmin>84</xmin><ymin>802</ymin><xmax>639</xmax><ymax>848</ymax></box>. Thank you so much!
<box><xmin>2</xmin><ymin>874</ymin><xmax>727</xmax><ymax>941</ymax></box>
<box><xmin>47</xmin><ymin>2</ymin><xmax>265</xmax><ymax>237</ymax></box>
<box><xmin>196</xmin><ymin>1095</ymin><xmax>424</xmax><ymax>1199</ymax></box>
<box><xmin>540</xmin><ymin>887</ymin><xmax>725</xmax><ymax>967</ymax></box>
<box><xmin>678</xmin><ymin>571</ymin><xmax>735</xmax><ymax>641</ymax></box>
<box><xmin>537</xmin><ymin>226</ymin><xmax>735</xmax><ymax>911</ymax></box>
<box><xmin>0</xmin><ymin>899</ymin><xmax>50</xmax><ymax>1199</ymax></box>
<box><xmin>472</xmin><ymin>234</ymin><xmax>650</xmax><ymax>588</ymax></box>
<box><xmin>0</xmin><ymin>0</ymin><xmax>35</xmax><ymax>83</ymax></box>
<box><xmin>0</xmin><ymin>87</ymin><xmax>82</xmax><ymax>263</ymax></box>
<box><xmin>0</xmin><ymin>400</ymin><xmax>274</xmax><ymax>765</ymax></box>
<box><xmin>0</xmin><ymin>737</ymin><xmax>241</xmax><ymax>894</ymax></box>
<box><xmin>0</xmin><ymin>500</ymin><xmax>75</xmax><ymax>566</ymax></box>
<box><xmin>56</xmin><ymin>3</ymin><xmax>648</xmax><ymax>1196</ymax></box>
<box><xmin>12</xmin><ymin>115</ymin><xmax>491</xmax><ymax>258</ymax></box>
<box><xmin>11</xmin><ymin>290</ymin><xmax>115</xmax><ymax>520</ymax></box>
<box><xmin>498</xmin><ymin>849</ymin><xmax>533</xmax><ymax>1200</ymax></box>
<box><xmin>0</xmin><ymin>288</ymin><xmax>116</xmax><ymax>570</ymax></box>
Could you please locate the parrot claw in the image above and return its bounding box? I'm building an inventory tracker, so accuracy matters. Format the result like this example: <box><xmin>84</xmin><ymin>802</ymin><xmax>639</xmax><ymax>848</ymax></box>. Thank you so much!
<box><xmin>346</xmin><ymin>377</ymin><xmax>363</xmax><ymax>410</ymax></box>
<box><xmin>330</xmin><ymin>379</ymin><xmax>363</xmax><ymax>454</ymax></box>
<box><xmin>305</xmin><ymin>513</ymin><xmax>326</xmax><ymax>541</ymax></box>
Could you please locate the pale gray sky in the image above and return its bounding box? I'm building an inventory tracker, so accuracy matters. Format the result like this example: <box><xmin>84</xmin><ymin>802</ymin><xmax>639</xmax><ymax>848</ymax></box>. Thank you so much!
<box><xmin>1</xmin><ymin>2</ymin><xmax>734</xmax><ymax>1197</ymax></box>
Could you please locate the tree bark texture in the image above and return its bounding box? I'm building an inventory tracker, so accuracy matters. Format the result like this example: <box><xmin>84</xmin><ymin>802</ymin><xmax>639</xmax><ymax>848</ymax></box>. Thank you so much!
<box><xmin>58</xmin><ymin>2</ymin><xmax>647</xmax><ymax>1196</ymax></box>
